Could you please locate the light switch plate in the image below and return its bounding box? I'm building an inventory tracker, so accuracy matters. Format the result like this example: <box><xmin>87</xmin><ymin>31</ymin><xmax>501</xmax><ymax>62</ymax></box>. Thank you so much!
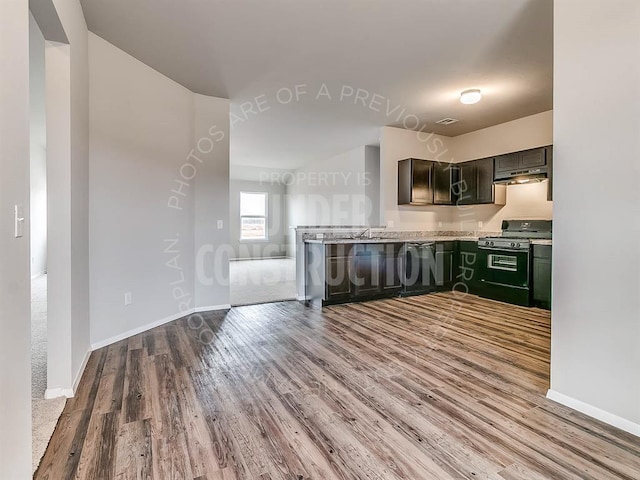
<box><xmin>217</xmin><ymin>220</ymin><xmax>223</xmax><ymax>229</ymax></box>
<box><xmin>124</xmin><ymin>292</ymin><xmax>132</xmax><ymax>305</ymax></box>
<box><xmin>14</xmin><ymin>204</ymin><xmax>24</xmax><ymax>238</ymax></box>
<box><xmin>478</xmin><ymin>221</ymin><xmax>484</xmax><ymax>229</ymax></box>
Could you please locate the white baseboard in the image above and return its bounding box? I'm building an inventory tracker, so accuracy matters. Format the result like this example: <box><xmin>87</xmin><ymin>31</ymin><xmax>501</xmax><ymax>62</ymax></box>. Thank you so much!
<box><xmin>44</xmin><ymin>348</ymin><xmax>92</xmax><ymax>399</ymax></box>
<box><xmin>230</xmin><ymin>256</ymin><xmax>289</xmax><ymax>261</ymax></box>
<box><xmin>194</xmin><ymin>304</ymin><xmax>231</xmax><ymax>313</ymax></box>
<box><xmin>297</xmin><ymin>295</ymin><xmax>309</xmax><ymax>301</ymax></box>
<box><xmin>547</xmin><ymin>389</ymin><xmax>640</xmax><ymax>437</ymax></box>
<box><xmin>44</xmin><ymin>387</ymin><xmax>74</xmax><ymax>399</ymax></box>
<box><xmin>90</xmin><ymin>304</ymin><xmax>231</xmax><ymax>351</ymax></box>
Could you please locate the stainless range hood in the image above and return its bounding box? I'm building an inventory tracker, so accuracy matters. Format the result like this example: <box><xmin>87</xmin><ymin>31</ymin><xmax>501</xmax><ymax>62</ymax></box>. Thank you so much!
<box><xmin>493</xmin><ymin>166</ymin><xmax>548</xmax><ymax>185</ymax></box>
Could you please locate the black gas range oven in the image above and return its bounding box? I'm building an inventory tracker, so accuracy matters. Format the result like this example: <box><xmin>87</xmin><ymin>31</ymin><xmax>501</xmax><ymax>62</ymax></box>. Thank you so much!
<box><xmin>477</xmin><ymin>219</ymin><xmax>552</xmax><ymax>306</ymax></box>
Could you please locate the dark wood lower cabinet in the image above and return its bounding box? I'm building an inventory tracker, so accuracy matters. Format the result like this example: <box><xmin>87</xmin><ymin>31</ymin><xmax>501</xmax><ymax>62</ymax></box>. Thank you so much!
<box><xmin>533</xmin><ymin>244</ymin><xmax>552</xmax><ymax>309</ymax></box>
<box><xmin>306</xmin><ymin>240</ymin><xmax>550</xmax><ymax>308</ymax></box>
<box><xmin>456</xmin><ymin>241</ymin><xmax>480</xmax><ymax>294</ymax></box>
<box><xmin>434</xmin><ymin>242</ymin><xmax>454</xmax><ymax>289</ymax></box>
<box><xmin>354</xmin><ymin>252</ymin><xmax>380</xmax><ymax>297</ymax></box>
<box><xmin>326</xmin><ymin>256</ymin><xmax>352</xmax><ymax>299</ymax></box>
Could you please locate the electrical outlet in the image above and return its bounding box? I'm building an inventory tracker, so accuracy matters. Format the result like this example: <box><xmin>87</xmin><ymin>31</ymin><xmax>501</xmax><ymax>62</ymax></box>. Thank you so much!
<box><xmin>387</xmin><ymin>220</ymin><xmax>394</xmax><ymax>228</ymax></box>
<box><xmin>217</xmin><ymin>220</ymin><xmax>223</xmax><ymax>229</ymax></box>
<box><xmin>124</xmin><ymin>292</ymin><xmax>132</xmax><ymax>305</ymax></box>
<box><xmin>478</xmin><ymin>221</ymin><xmax>483</xmax><ymax>229</ymax></box>
<box><xmin>438</xmin><ymin>221</ymin><xmax>443</xmax><ymax>228</ymax></box>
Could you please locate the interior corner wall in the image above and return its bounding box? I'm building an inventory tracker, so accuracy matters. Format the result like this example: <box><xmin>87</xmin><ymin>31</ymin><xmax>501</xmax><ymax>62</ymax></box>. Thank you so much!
<box><xmin>43</xmin><ymin>0</ymin><xmax>91</xmax><ymax>397</ymax></box>
<box><xmin>89</xmin><ymin>33</ymin><xmax>196</xmax><ymax>346</ymax></box>
<box><xmin>364</xmin><ymin>145</ymin><xmax>381</xmax><ymax>227</ymax></box>
<box><xmin>193</xmin><ymin>93</ymin><xmax>230</xmax><ymax>309</ymax></box>
<box><xmin>229</xmin><ymin>179</ymin><xmax>287</xmax><ymax>260</ymax></box>
<box><xmin>0</xmin><ymin>0</ymin><xmax>32</xmax><ymax>476</ymax></box>
<box><xmin>550</xmin><ymin>0</ymin><xmax>640</xmax><ymax>434</ymax></box>
<box><xmin>380</xmin><ymin>126</ymin><xmax>456</xmax><ymax>231</ymax></box>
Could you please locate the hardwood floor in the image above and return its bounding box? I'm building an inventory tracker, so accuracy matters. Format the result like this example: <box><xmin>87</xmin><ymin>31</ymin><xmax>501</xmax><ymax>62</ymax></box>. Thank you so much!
<box><xmin>35</xmin><ymin>293</ymin><xmax>640</xmax><ymax>479</ymax></box>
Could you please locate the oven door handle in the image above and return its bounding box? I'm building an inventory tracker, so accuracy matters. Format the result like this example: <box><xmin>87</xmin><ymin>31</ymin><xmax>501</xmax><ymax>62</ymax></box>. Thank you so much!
<box><xmin>478</xmin><ymin>246</ymin><xmax>527</xmax><ymax>252</ymax></box>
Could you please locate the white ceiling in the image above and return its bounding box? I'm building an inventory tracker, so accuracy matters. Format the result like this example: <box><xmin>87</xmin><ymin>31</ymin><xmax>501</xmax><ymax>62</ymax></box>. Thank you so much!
<box><xmin>80</xmin><ymin>0</ymin><xmax>553</xmax><ymax>170</ymax></box>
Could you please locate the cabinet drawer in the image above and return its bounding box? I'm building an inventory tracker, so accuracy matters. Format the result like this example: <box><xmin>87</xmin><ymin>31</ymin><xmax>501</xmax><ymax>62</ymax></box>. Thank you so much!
<box><xmin>326</xmin><ymin>243</ymin><xmax>355</xmax><ymax>258</ymax></box>
<box><xmin>436</xmin><ymin>241</ymin><xmax>455</xmax><ymax>252</ymax></box>
<box><xmin>533</xmin><ymin>244</ymin><xmax>552</xmax><ymax>259</ymax></box>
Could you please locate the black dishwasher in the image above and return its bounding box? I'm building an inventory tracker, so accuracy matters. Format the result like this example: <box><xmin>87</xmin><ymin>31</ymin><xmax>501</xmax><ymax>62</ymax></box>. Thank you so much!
<box><xmin>403</xmin><ymin>242</ymin><xmax>440</xmax><ymax>293</ymax></box>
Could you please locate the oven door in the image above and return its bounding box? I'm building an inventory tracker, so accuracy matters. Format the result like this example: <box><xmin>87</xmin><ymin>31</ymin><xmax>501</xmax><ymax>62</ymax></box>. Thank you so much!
<box><xmin>478</xmin><ymin>248</ymin><xmax>530</xmax><ymax>288</ymax></box>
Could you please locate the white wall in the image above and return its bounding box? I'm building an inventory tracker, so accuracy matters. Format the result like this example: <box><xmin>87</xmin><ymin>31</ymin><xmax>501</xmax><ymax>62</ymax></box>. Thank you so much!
<box><xmin>229</xmin><ymin>179</ymin><xmax>287</xmax><ymax>259</ymax></box>
<box><xmin>453</xmin><ymin>111</ymin><xmax>553</xmax><ymax>162</ymax></box>
<box><xmin>89</xmin><ymin>33</ymin><xmax>195</xmax><ymax>345</ymax></box>
<box><xmin>287</xmin><ymin>146</ymin><xmax>372</xmax><ymax>228</ymax></box>
<box><xmin>0</xmin><ymin>0</ymin><xmax>32</xmax><ymax>476</ymax></box>
<box><xmin>550</xmin><ymin>0</ymin><xmax>640</xmax><ymax>434</ymax></box>
<box><xmin>89</xmin><ymin>35</ymin><xmax>231</xmax><ymax>345</ymax></box>
<box><xmin>380</xmin><ymin>127</ymin><xmax>457</xmax><ymax>230</ymax></box>
<box><xmin>30</xmin><ymin>14</ymin><xmax>47</xmax><ymax>279</ymax></box>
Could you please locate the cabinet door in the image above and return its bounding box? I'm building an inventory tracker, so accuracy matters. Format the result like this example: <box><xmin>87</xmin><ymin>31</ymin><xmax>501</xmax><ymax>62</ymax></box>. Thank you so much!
<box><xmin>381</xmin><ymin>253</ymin><xmax>403</xmax><ymax>292</ymax></box>
<box><xmin>433</xmin><ymin>163</ymin><xmax>455</xmax><ymax>205</ymax></box>
<box><xmin>475</xmin><ymin>157</ymin><xmax>495</xmax><ymax>204</ymax></box>
<box><xmin>494</xmin><ymin>153</ymin><xmax>518</xmax><ymax>173</ymax></box>
<box><xmin>434</xmin><ymin>250</ymin><xmax>454</xmax><ymax>287</ymax></box>
<box><xmin>457</xmin><ymin>241</ymin><xmax>479</xmax><ymax>293</ymax></box>
<box><xmin>519</xmin><ymin>148</ymin><xmax>546</xmax><ymax>169</ymax></box>
<box><xmin>533</xmin><ymin>257</ymin><xmax>552</xmax><ymax>308</ymax></box>
<box><xmin>354</xmin><ymin>253</ymin><xmax>381</xmax><ymax>296</ymax></box>
<box><xmin>411</xmin><ymin>160</ymin><xmax>433</xmax><ymax>204</ymax></box>
<box><xmin>457</xmin><ymin>161</ymin><xmax>476</xmax><ymax>205</ymax></box>
<box><xmin>326</xmin><ymin>257</ymin><xmax>352</xmax><ymax>299</ymax></box>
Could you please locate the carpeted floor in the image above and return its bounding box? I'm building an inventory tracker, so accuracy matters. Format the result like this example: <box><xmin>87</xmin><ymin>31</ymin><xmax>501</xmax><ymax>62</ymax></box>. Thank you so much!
<box><xmin>229</xmin><ymin>258</ymin><xmax>297</xmax><ymax>306</ymax></box>
<box><xmin>31</xmin><ymin>274</ymin><xmax>66</xmax><ymax>473</ymax></box>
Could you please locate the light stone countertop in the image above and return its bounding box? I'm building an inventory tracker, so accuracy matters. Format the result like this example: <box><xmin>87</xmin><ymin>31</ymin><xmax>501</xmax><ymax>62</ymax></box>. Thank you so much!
<box><xmin>305</xmin><ymin>236</ymin><xmax>480</xmax><ymax>244</ymax></box>
<box><xmin>305</xmin><ymin>236</ymin><xmax>552</xmax><ymax>246</ymax></box>
<box><xmin>531</xmin><ymin>239</ymin><xmax>553</xmax><ymax>245</ymax></box>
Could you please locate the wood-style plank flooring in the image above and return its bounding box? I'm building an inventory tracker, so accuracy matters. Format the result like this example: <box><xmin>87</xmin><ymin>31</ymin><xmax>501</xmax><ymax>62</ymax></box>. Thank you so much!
<box><xmin>35</xmin><ymin>293</ymin><xmax>640</xmax><ymax>479</ymax></box>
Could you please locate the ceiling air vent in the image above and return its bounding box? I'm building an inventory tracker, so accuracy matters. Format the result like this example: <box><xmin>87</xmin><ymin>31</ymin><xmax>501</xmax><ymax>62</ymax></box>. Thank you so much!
<box><xmin>435</xmin><ymin>117</ymin><xmax>459</xmax><ymax>126</ymax></box>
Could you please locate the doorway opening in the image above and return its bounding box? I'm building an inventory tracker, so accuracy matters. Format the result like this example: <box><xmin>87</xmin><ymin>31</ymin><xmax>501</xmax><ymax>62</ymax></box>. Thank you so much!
<box><xmin>29</xmin><ymin>14</ymin><xmax>65</xmax><ymax>473</ymax></box>
<box><xmin>228</xmin><ymin>168</ymin><xmax>296</xmax><ymax>306</ymax></box>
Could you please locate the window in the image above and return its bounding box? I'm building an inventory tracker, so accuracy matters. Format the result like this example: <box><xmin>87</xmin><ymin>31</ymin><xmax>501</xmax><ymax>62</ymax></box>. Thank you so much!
<box><xmin>240</xmin><ymin>192</ymin><xmax>267</xmax><ymax>240</ymax></box>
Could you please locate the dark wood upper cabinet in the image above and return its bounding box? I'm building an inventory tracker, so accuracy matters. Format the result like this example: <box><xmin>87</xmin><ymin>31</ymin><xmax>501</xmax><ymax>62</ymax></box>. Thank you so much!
<box><xmin>494</xmin><ymin>153</ymin><xmax>518</xmax><ymax>173</ymax></box>
<box><xmin>398</xmin><ymin>158</ymin><xmax>434</xmax><ymax>205</ymax></box>
<box><xmin>475</xmin><ymin>157</ymin><xmax>496</xmax><ymax>204</ymax></box>
<box><xmin>398</xmin><ymin>158</ymin><xmax>458</xmax><ymax>205</ymax></box>
<box><xmin>495</xmin><ymin>146</ymin><xmax>547</xmax><ymax>176</ymax></box>
<box><xmin>433</xmin><ymin>163</ymin><xmax>458</xmax><ymax>205</ymax></box>
<box><xmin>457</xmin><ymin>161</ymin><xmax>477</xmax><ymax>205</ymax></box>
<box><xmin>457</xmin><ymin>158</ymin><xmax>505</xmax><ymax>206</ymax></box>
<box><xmin>520</xmin><ymin>148</ymin><xmax>546</xmax><ymax>169</ymax></box>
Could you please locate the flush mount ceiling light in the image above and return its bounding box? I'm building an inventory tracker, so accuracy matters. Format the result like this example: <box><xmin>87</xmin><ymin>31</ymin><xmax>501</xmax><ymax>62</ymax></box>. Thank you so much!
<box><xmin>460</xmin><ymin>89</ymin><xmax>482</xmax><ymax>105</ymax></box>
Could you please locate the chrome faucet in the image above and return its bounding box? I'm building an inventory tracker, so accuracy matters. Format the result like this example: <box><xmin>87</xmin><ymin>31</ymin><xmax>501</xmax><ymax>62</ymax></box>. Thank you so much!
<box><xmin>357</xmin><ymin>228</ymin><xmax>372</xmax><ymax>239</ymax></box>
